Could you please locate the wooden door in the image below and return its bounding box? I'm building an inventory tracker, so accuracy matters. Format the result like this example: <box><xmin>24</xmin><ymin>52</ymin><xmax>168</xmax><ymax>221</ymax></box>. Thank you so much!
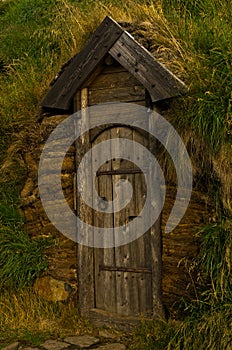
<box><xmin>92</xmin><ymin>126</ymin><xmax>152</xmax><ymax>317</ymax></box>
<box><xmin>76</xmin><ymin>61</ymin><xmax>163</xmax><ymax>319</ymax></box>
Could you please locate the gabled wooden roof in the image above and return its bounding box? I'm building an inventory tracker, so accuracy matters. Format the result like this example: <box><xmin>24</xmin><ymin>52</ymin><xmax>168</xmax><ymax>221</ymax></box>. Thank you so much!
<box><xmin>41</xmin><ymin>16</ymin><xmax>187</xmax><ymax>112</ymax></box>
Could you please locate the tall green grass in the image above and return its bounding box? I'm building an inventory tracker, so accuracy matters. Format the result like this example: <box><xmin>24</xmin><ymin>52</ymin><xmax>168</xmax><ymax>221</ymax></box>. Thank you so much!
<box><xmin>160</xmin><ymin>0</ymin><xmax>232</xmax><ymax>152</ymax></box>
<box><xmin>0</xmin><ymin>227</ymin><xmax>52</xmax><ymax>290</ymax></box>
<box><xmin>197</xmin><ymin>216</ymin><xmax>232</xmax><ymax>305</ymax></box>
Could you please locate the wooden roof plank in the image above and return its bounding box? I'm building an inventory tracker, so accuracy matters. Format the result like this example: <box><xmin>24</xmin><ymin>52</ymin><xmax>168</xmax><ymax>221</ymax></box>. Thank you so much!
<box><xmin>109</xmin><ymin>32</ymin><xmax>187</xmax><ymax>102</ymax></box>
<box><xmin>41</xmin><ymin>16</ymin><xmax>123</xmax><ymax>110</ymax></box>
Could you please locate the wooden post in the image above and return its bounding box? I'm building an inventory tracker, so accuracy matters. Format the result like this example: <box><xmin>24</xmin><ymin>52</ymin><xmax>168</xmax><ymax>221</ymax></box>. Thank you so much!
<box><xmin>149</xmin><ymin>107</ymin><xmax>165</xmax><ymax>319</ymax></box>
<box><xmin>75</xmin><ymin>88</ymin><xmax>95</xmax><ymax>317</ymax></box>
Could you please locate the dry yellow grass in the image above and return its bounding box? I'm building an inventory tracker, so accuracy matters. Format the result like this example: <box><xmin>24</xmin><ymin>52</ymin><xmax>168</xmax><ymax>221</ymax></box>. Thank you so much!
<box><xmin>0</xmin><ymin>288</ymin><xmax>92</xmax><ymax>345</ymax></box>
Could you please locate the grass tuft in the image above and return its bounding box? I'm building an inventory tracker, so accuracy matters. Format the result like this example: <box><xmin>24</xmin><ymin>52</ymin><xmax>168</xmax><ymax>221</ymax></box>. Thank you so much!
<box><xmin>0</xmin><ymin>288</ymin><xmax>92</xmax><ymax>347</ymax></box>
<box><xmin>128</xmin><ymin>305</ymin><xmax>232</xmax><ymax>349</ymax></box>
<box><xmin>196</xmin><ymin>216</ymin><xmax>232</xmax><ymax>304</ymax></box>
<box><xmin>0</xmin><ymin>226</ymin><xmax>52</xmax><ymax>290</ymax></box>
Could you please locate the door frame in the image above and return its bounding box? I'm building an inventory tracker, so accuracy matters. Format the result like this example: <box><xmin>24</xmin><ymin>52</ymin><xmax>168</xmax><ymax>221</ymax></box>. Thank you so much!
<box><xmin>75</xmin><ymin>88</ymin><xmax>164</xmax><ymax>319</ymax></box>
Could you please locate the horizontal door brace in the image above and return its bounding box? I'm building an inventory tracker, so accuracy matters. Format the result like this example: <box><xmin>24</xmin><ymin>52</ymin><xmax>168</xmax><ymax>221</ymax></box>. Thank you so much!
<box><xmin>97</xmin><ymin>168</ymin><xmax>147</xmax><ymax>176</ymax></box>
<box><xmin>100</xmin><ymin>265</ymin><xmax>152</xmax><ymax>274</ymax></box>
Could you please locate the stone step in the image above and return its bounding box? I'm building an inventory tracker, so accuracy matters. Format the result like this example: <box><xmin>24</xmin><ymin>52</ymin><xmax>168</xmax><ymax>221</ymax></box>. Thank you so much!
<box><xmin>2</xmin><ymin>335</ymin><xmax>127</xmax><ymax>350</ymax></box>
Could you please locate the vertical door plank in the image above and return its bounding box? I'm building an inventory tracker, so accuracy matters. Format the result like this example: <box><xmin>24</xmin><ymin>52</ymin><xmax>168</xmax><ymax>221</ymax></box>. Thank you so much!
<box><xmin>113</xmin><ymin>173</ymin><xmax>141</xmax><ymax>316</ymax></box>
<box><xmin>111</xmin><ymin>126</ymin><xmax>153</xmax><ymax>316</ymax></box>
<box><xmin>111</xmin><ymin>127</ymin><xmax>134</xmax><ymax>315</ymax></box>
<box><xmin>92</xmin><ymin>129</ymin><xmax>116</xmax><ymax>313</ymax></box>
<box><xmin>132</xmin><ymin>129</ymin><xmax>152</xmax><ymax>314</ymax></box>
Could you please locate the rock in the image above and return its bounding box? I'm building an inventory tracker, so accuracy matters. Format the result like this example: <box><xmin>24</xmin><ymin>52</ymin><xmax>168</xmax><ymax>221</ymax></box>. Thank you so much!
<box><xmin>34</xmin><ymin>276</ymin><xmax>72</xmax><ymax>302</ymax></box>
<box><xmin>97</xmin><ymin>344</ymin><xmax>126</xmax><ymax>350</ymax></box>
<box><xmin>63</xmin><ymin>335</ymin><xmax>100</xmax><ymax>348</ymax></box>
<box><xmin>99</xmin><ymin>329</ymin><xmax>120</xmax><ymax>339</ymax></box>
<box><xmin>40</xmin><ymin>340</ymin><xmax>70</xmax><ymax>350</ymax></box>
<box><xmin>1</xmin><ymin>342</ymin><xmax>19</xmax><ymax>350</ymax></box>
<box><xmin>21</xmin><ymin>178</ymin><xmax>35</xmax><ymax>198</ymax></box>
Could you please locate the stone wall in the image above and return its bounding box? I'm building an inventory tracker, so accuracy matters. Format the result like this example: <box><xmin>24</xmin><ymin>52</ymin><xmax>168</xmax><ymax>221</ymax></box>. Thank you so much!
<box><xmin>161</xmin><ymin>185</ymin><xmax>212</xmax><ymax>312</ymax></box>
<box><xmin>20</xmin><ymin>115</ymin><xmax>78</xmax><ymax>302</ymax></box>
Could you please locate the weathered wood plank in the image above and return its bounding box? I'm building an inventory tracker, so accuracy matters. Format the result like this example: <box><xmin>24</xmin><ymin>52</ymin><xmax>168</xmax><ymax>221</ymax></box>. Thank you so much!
<box><xmin>132</xmin><ymin>129</ymin><xmax>152</xmax><ymax>315</ymax></box>
<box><xmin>109</xmin><ymin>32</ymin><xmax>187</xmax><ymax>102</ymax></box>
<box><xmin>113</xmin><ymin>171</ymin><xmax>151</xmax><ymax>316</ymax></box>
<box><xmin>148</xmin><ymin>111</ymin><xmax>165</xmax><ymax>318</ymax></box>
<box><xmin>81</xmin><ymin>62</ymin><xmax>128</xmax><ymax>90</ymax></box>
<box><xmin>92</xmin><ymin>129</ymin><xmax>117</xmax><ymax>313</ymax></box>
<box><xmin>111</xmin><ymin>127</ymin><xmax>152</xmax><ymax>316</ymax></box>
<box><xmin>81</xmin><ymin>62</ymin><xmax>105</xmax><ymax>89</ymax></box>
<box><xmin>88</xmin><ymin>105</ymin><xmax>147</xmax><ymax>131</ymax></box>
<box><xmin>89</xmin><ymin>70</ymin><xmax>144</xmax><ymax>90</ymax></box>
<box><xmin>76</xmin><ymin>88</ymin><xmax>95</xmax><ymax>317</ymax></box>
<box><xmin>88</xmin><ymin>85</ymin><xmax>145</xmax><ymax>105</ymax></box>
<box><xmin>113</xmin><ymin>128</ymin><xmax>136</xmax><ymax>316</ymax></box>
<box><xmin>41</xmin><ymin>16</ymin><xmax>124</xmax><ymax>110</ymax></box>
<box><xmin>101</xmin><ymin>65</ymin><xmax>127</xmax><ymax>74</ymax></box>
<box><xmin>89</xmin><ymin>307</ymin><xmax>149</xmax><ymax>330</ymax></box>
